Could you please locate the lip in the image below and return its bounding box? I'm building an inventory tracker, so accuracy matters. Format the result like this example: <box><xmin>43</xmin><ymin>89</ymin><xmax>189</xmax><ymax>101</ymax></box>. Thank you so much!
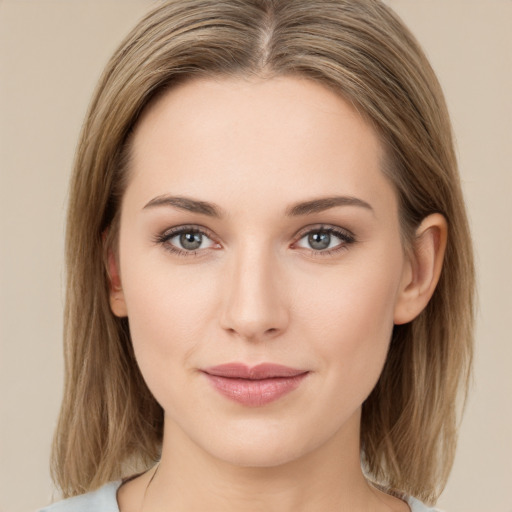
<box><xmin>201</xmin><ymin>363</ymin><xmax>309</xmax><ymax>407</ymax></box>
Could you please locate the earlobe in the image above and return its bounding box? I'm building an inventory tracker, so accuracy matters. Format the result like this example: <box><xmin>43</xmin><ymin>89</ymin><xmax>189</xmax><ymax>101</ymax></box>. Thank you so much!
<box><xmin>393</xmin><ymin>213</ymin><xmax>447</xmax><ymax>325</ymax></box>
<box><xmin>107</xmin><ymin>249</ymin><xmax>128</xmax><ymax>317</ymax></box>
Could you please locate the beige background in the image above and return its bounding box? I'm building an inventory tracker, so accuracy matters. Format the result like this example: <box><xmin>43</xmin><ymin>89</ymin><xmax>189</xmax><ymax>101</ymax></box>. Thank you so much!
<box><xmin>0</xmin><ymin>1</ymin><xmax>511</xmax><ymax>511</ymax></box>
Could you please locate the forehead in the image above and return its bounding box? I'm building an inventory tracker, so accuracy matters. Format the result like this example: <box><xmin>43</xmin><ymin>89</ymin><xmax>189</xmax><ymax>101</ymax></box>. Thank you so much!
<box><xmin>126</xmin><ymin>75</ymin><xmax>394</xmax><ymax>216</ymax></box>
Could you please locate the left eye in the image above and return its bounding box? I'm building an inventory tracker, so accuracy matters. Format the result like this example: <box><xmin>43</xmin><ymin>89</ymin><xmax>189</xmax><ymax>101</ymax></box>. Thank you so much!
<box><xmin>295</xmin><ymin>228</ymin><xmax>351</xmax><ymax>251</ymax></box>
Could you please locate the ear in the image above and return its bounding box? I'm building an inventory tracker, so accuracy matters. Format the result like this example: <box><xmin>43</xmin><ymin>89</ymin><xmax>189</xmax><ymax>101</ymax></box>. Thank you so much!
<box><xmin>107</xmin><ymin>248</ymin><xmax>128</xmax><ymax>318</ymax></box>
<box><xmin>394</xmin><ymin>213</ymin><xmax>447</xmax><ymax>325</ymax></box>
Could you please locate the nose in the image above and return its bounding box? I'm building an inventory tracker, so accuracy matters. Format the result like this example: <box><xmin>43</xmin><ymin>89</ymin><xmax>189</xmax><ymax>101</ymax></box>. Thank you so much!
<box><xmin>219</xmin><ymin>243</ymin><xmax>289</xmax><ymax>342</ymax></box>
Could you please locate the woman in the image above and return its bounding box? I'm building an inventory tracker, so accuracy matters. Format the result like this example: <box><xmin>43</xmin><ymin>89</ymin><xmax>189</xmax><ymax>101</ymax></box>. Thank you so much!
<box><xmin>39</xmin><ymin>0</ymin><xmax>474</xmax><ymax>510</ymax></box>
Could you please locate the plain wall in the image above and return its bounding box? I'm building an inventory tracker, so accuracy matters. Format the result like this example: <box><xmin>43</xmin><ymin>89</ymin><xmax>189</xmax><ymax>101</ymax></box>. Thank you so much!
<box><xmin>0</xmin><ymin>1</ymin><xmax>511</xmax><ymax>511</ymax></box>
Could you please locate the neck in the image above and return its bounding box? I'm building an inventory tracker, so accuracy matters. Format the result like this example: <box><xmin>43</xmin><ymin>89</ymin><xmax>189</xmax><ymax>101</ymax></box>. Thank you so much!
<box><xmin>136</xmin><ymin>410</ymin><xmax>400</xmax><ymax>512</ymax></box>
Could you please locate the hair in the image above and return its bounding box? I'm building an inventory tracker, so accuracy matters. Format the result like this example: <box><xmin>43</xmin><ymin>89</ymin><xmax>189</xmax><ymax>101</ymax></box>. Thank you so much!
<box><xmin>52</xmin><ymin>0</ymin><xmax>475</xmax><ymax>505</ymax></box>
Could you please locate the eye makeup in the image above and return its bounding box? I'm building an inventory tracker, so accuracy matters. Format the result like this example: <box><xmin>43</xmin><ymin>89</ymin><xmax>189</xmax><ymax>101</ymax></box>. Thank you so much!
<box><xmin>153</xmin><ymin>223</ymin><xmax>356</xmax><ymax>259</ymax></box>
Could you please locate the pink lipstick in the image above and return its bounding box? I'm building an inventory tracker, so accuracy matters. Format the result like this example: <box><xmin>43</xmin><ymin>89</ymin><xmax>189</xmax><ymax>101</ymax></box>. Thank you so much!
<box><xmin>202</xmin><ymin>363</ymin><xmax>309</xmax><ymax>407</ymax></box>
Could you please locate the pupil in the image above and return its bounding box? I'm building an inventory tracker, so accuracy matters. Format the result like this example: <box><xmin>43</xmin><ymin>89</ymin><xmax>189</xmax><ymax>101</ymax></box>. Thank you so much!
<box><xmin>180</xmin><ymin>232</ymin><xmax>202</xmax><ymax>250</ymax></box>
<box><xmin>309</xmin><ymin>231</ymin><xmax>330</xmax><ymax>250</ymax></box>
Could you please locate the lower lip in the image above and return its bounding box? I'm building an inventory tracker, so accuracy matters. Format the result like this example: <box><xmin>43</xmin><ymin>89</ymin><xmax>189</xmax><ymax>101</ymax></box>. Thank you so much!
<box><xmin>203</xmin><ymin>373</ymin><xmax>309</xmax><ymax>407</ymax></box>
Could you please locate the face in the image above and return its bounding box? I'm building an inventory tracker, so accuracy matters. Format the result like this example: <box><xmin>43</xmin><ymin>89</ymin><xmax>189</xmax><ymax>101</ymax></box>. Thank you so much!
<box><xmin>111</xmin><ymin>76</ymin><xmax>413</xmax><ymax>468</ymax></box>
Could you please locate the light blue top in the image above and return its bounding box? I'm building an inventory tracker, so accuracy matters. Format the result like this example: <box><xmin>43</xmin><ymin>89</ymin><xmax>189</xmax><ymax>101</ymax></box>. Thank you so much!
<box><xmin>38</xmin><ymin>480</ymin><xmax>443</xmax><ymax>512</ymax></box>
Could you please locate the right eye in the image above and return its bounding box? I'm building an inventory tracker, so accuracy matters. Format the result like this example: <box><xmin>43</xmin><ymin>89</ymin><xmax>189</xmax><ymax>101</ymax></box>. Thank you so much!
<box><xmin>155</xmin><ymin>226</ymin><xmax>219</xmax><ymax>256</ymax></box>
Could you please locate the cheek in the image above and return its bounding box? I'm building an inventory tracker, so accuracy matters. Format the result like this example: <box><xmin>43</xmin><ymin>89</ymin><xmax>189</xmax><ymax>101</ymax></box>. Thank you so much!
<box><xmin>301</xmin><ymin>254</ymin><xmax>401</xmax><ymax>340</ymax></box>
<box><xmin>119</xmin><ymin>249</ymin><xmax>219</xmax><ymax>399</ymax></box>
<box><xmin>296</xmin><ymin>251</ymin><xmax>403</xmax><ymax>394</ymax></box>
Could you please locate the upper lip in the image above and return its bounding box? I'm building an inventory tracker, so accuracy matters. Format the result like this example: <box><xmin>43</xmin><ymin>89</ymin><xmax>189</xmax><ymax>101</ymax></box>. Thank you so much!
<box><xmin>202</xmin><ymin>363</ymin><xmax>308</xmax><ymax>380</ymax></box>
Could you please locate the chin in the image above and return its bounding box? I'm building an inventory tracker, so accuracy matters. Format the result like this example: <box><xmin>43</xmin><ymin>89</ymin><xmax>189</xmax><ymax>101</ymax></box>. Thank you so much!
<box><xmin>211</xmin><ymin>441</ymin><xmax>307</xmax><ymax>469</ymax></box>
<box><xmin>197</xmin><ymin>420</ymin><xmax>322</xmax><ymax>469</ymax></box>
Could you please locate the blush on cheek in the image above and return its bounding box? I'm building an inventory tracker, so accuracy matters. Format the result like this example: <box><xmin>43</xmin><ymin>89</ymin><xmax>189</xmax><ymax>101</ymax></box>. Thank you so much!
<box><xmin>125</xmin><ymin>282</ymin><xmax>207</xmax><ymax>391</ymax></box>
<box><xmin>308</xmin><ymin>269</ymin><xmax>398</xmax><ymax>392</ymax></box>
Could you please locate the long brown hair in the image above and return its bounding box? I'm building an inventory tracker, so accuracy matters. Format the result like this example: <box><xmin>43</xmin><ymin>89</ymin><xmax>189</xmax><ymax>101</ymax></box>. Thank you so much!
<box><xmin>52</xmin><ymin>0</ymin><xmax>475</xmax><ymax>504</ymax></box>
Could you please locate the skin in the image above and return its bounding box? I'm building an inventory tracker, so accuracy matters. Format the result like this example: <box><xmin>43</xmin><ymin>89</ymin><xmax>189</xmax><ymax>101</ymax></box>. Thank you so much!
<box><xmin>111</xmin><ymin>76</ymin><xmax>447</xmax><ymax>512</ymax></box>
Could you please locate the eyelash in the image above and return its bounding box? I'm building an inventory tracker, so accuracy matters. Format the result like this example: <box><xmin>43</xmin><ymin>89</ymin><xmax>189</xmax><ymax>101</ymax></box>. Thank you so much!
<box><xmin>154</xmin><ymin>224</ymin><xmax>356</xmax><ymax>258</ymax></box>
<box><xmin>294</xmin><ymin>225</ymin><xmax>356</xmax><ymax>257</ymax></box>
<box><xmin>154</xmin><ymin>225</ymin><xmax>218</xmax><ymax>258</ymax></box>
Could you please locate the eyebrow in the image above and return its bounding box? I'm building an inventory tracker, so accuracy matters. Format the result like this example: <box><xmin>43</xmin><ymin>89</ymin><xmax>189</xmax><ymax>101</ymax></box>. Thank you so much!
<box><xmin>143</xmin><ymin>194</ymin><xmax>373</xmax><ymax>218</ymax></box>
<box><xmin>285</xmin><ymin>196</ymin><xmax>373</xmax><ymax>216</ymax></box>
<box><xmin>144</xmin><ymin>195</ymin><xmax>224</xmax><ymax>218</ymax></box>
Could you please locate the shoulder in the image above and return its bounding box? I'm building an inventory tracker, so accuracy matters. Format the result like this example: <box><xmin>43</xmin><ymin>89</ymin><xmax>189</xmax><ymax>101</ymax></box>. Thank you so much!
<box><xmin>37</xmin><ymin>481</ymin><xmax>122</xmax><ymax>512</ymax></box>
<box><xmin>406</xmin><ymin>495</ymin><xmax>445</xmax><ymax>512</ymax></box>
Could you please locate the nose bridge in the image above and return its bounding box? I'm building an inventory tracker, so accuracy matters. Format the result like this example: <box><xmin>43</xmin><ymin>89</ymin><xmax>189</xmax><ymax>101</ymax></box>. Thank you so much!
<box><xmin>220</xmin><ymin>239</ymin><xmax>288</xmax><ymax>340</ymax></box>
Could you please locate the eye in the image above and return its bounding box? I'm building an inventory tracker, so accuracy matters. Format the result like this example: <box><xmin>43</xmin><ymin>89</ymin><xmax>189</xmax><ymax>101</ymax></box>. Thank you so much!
<box><xmin>172</xmin><ymin>231</ymin><xmax>211</xmax><ymax>251</ymax></box>
<box><xmin>294</xmin><ymin>226</ymin><xmax>355</xmax><ymax>256</ymax></box>
<box><xmin>155</xmin><ymin>226</ymin><xmax>219</xmax><ymax>256</ymax></box>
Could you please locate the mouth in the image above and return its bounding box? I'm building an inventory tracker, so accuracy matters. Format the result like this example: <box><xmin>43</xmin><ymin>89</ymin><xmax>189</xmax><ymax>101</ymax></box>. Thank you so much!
<box><xmin>201</xmin><ymin>363</ymin><xmax>309</xmax><ymax>407</ymax></box>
